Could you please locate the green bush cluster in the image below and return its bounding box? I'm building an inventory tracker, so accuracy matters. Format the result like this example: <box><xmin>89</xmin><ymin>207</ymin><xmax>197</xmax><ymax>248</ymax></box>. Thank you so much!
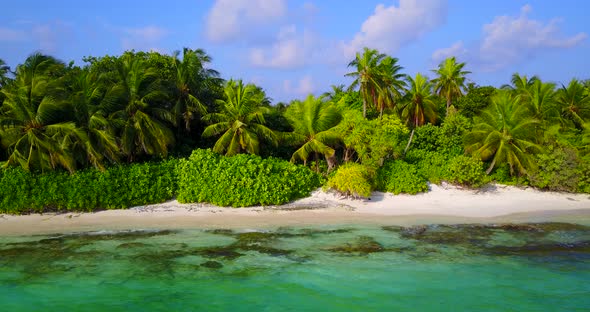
<box><xmin>446</xmin><ymin>155</ymin><xmax>486</xmax><ymax>187</ymax></box>
<box><xmin>410</xmin><ymin>118</ymin><xmax>469</xmax><ymax>159</ymax></box>
<box><xmin>405</xmin><ymin>150</ymin><xmax>450</xmax><ymax>184</ymax></box>
<box><xmin>176</xmin><ymin>149</ymin><xmax>323</xmax><ymax>207</ymax></box>
<box><xmin>577</xmin><ymin>159</ymin><xmax>590</xmax><ymax>193</ymax></box>
<box><xmin>0</xmin><ymin>160</ymin><xmax>178</xmax><ymax>214</ymax></box>
<box><xmin>528</xmin><ymin>146</ymin><xmax>590</xmax><ymax>193</ymax></box>
<box><xmin>376</xmin><ymin>160</ymin><xmax>428</xmax><ymax>194</ymax></box>
<box><xmin>404</xmin><ymin>149</ymin><xmax>486</xmax><ymax>187</ymax></box>
<box><xmin>325</xmin><ymin>163</ymin><xmax>373</xmax><ymax>198</ymax></box>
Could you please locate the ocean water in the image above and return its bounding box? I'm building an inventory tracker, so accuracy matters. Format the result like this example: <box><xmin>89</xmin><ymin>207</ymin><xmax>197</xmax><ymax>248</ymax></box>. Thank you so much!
<box><xmin>0</xmin><ymin>223</ymin><xmax>589</xmax><ymax>311</ymax></box>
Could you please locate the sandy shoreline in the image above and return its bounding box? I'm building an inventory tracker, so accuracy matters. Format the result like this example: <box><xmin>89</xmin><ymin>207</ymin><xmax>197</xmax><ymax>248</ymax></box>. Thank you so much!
<box><xmin>1</xmin><ymin>184</ymin><xmax>590</xmax><ymax>236</ymax></box>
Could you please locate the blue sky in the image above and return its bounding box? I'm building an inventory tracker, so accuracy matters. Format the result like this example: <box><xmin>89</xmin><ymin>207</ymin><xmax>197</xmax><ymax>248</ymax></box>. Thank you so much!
<box><xmin>1</xmin><ymin>0</ymin><xmax>588</xmax><ymax>102</ymax></box>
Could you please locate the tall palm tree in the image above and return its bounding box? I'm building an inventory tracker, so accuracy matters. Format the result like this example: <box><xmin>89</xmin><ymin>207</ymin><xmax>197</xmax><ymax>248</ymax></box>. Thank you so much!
<box><xmin>527</xmin><ymin>80</ymin><xmax>557</xmax><ymax>121</ymax></box>
<box><xmin>322</xmin><ymin>84</ymin><xmax>346</xmax><ymax>101</ymax></box>
<box><xmin>171</xmin><ymin>48</ymin><xmax>220</xmax><ymax>132</ymax></box>
<box><xmin>555</xmin><ymin>79</ymin><xmax>590</xmax><ymax>130</ymax></box>
<box><xmin>432</xmin><ymin>57</ymin><xmax>470</xmax><ymax>114</ymax></box>
<box><xmin>502</xmin><ymin>73</ymin><xmax>540</xmax><ymax>100</ymax></box>
<box><xmin>401</xmin><ymin>73</ymin><xmax>438</xmax><ymax>154</ymax></box>
<box><xmin>202</xmin><ymin>79</ymin><xmax>277</xmax><ymax>156</ymax></box>
<box><xmin>345</xmin><ymin>47</ymin><xmax>386</xmax><ymax>118</ymax></box>
<box><xmin>0</xmin><ymin>53</ymin><xmax>86</xmax><ymax>172</ymax></box>
<box><xmin>284</xmin><ymin>95</ymin><xmax>342</xmax><ymax>170</ymax></box>
<box><xmin>68</xmin><ymin>67</ymin><xmax>120</xmax><ymax>168</ymax></box>
<box><xmin>465</xmin><ymin>91</ymin><xmax>541</xmax><ymax>175</ymax></box>
<box><xmin>108</xmin><ymin>54</ymin><xmax>175</xmax><ymax>161</ymax></box>
<box><xmin>0</xmin><ymin>58</ymin><xmax>11</xmax><ymax>89</ymax></box>
<box><xmin>376</xmin><ymin>56</ymin><xmax>406</xmax><ymax>118</ymax></box>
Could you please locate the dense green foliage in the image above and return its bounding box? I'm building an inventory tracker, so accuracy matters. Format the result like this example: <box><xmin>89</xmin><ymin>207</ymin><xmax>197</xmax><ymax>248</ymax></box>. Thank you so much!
<box><xmin>176</xmin><ymin>149</ymin><xmax>322</xmax><ymax>207</ymax></box>
<box><xmin>376</xmin><ymin>160</ymin><xmax>429</xmax><ymax>195</ymax></box>
<box><xmin>528</xmin><ymin>146</ymin><xmax>585</xmax><ymax>192</ymax></box>
<box><xmin>465</xmin><ymin>91</ymin><xmax>541</xmax><ymax>175</ymax></box>
<box><xmin>338</xmin><ymin>112</ymin><xmax>408</xmax><ymax>168</ymax></box>
<box><xmin>325</xmin><ymin>163</ymin><xmax>373</xmax><ymax>198</ymax></box>
<box><xmin>432</xmin><ymin>57</ymin><xmax>470</xmax><ymax>114</ymax></box>
<box><xmin>0</xmin><ymin>160</ymin><xmax>178</xmax><ymax>214</ymax></box>
<box><xmin>346</xmin><ymin>48</ymin><xmax>406</xmax><ymax>118</ymax></box>
<box><xmin>446</xmin><ymin>155</ymin><xmax>486</xmax><ymax>187</ymax></box>
<box><xmin>202</xmin><ymin>80</ymin><xmax>277</xmax><ymax>156</ymax></box>
<box><xmin>405</xmin><ymin>150</ymin><xmax>450</xmax><ymax>184</ymax></box>
<box><xmin>0</xmin><ymin>47</ymin><xmax>589</xmax><ymax>214</ymax></box>
<box><xmin>454</xmin><ymin>85</ymin><xmax>496</xmax><ymax>118</ymax></box>
<box><xmin>284</xmin><ymin>95</ymin><xmax>342</xmax><ymax>170</ymax></box>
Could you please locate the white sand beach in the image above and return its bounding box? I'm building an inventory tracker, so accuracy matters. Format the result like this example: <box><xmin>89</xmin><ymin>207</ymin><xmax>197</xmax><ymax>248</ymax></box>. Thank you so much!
<box><xmin>1</xmin><ymin>184</ymin><xmax>590</xmax><ymax>236</ymax></box>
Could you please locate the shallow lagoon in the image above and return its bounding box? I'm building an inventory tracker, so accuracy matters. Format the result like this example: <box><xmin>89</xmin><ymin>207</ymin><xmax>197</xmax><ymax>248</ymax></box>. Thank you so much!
<box><xmin>1</xmin><ymin>223</ymin><xmax>589</xmax><ymax>311</ymax></box>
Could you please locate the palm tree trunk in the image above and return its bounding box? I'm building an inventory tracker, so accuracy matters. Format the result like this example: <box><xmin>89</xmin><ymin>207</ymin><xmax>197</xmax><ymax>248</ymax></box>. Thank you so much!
<box><xmin>362</xmin><ymin>97</ymin><xmax>367</xmax><ymax>119</ymax></box>
<box><xmin>315</xmin><ymin>153</ymin><xmax>320</xmax><ymax>172</ymax></box>
<box><xmin>486</xmin><ymin>157</ymin><xmax>497</xmax><ymax>175</ymax></box>
<box><xmin>326</xmin><ymin>153</ymin><xmax>337</xmax><ymax>172</ymax></box>
<box><xmin>344</xmin><ymin>147</ymin><xmax>354</xmax><ymax>163</ymax></box>
<box><xmin>446</xmin><ymin>97</ymin><xmax>451</xmax><ymax>115</ymax></box>
<box><xmin>403</xmin><ymin>129</ymin><xmax>415</xmax><ymax>156</ymax></box>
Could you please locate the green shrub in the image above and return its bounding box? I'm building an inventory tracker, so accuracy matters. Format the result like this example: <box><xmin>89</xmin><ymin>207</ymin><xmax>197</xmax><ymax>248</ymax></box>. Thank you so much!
<box><xmin>454</xmin><ymin>85</ymin><xmax>496</xmax><ymax>118</ymax></box>
<box><xmin>528</xmin><ymin>147</ymin><xmax>579</xmax><ymax>192</ymax></box>
<box><xmin>577</xmin><ymin>158</ymin><xmax>590</xmax><ymax>193</ymax></box>
<box><xmin>446</xmin><ymin>155</ymin><xmax>486</xmax><ymax>187</ymax></box>
<box><xmin>408</xmin><ymin>117</ymin><xmax>469</xmax><ymax>159</ymax></box>
<box><xmin>176</xmin><ymin>149</ymin><xmax>323</xmax><ymax>207</ymax></box>
<box><xmin>324</xmin><ymin>163</ymin><xmax>373</xmax><ymax>198</ymax></box>
<box><xmin>376</xmin><ymin>160</ymin><xmax>428</xmax><ymax>195</ymax></box>
<box><xmin>405</xmin><ymin>150</ymin><xmax>450</xmax><ymax>184</ymax></box>
<box><xmin>0</xmin><ymin>160</ymin><xmax>178</xmax><ymax>214</ymax></box>
<box><xmin>439</xmin><ymin>112</ymin><xmax>471</xmax><ymax>156</ymax></box>
<box><xmin>411</xmin><ymin>124</ymin><xmax>442</xmax><ymax>152</ymax></box>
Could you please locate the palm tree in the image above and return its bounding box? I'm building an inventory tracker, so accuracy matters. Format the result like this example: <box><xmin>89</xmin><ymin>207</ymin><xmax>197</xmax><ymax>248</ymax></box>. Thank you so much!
<box><xmin>0</xmin><ymin>53</ymin><xmax>85</xmax><ymax>172</ymax></box>
<box><xmin>528</xmin><ymin>80</ymin><xmax>557</xmax><ymax>121</ymax></box>
<box><xmin>345</xmin><ymin>47</ymin><xmax>386</xmax><ymax>118</ymax></box>
<box><xmin>202</xmin><ymin>79</ymin><xmax>277</xmax><ymax>156</ymax></box>
<box><xmin>0</xmin><ymin>58</ymin><xmax>11</xmax><ymax>89</ymax></box>
<box><xmin>465</xmin><ymin>91</ymin><xmax>541</xmax><ymax>175</ymax></box>
<box><xmin>322</xmin><ymin>84</ymin><xmax>346</xmax><ymax>101</ymax></box>
<box><xmin>171</xmin><ymin>48</ymin><xmax>220</xmax><ymax>132</ymax></box>
<box><xmin>502</xmin><ymin>73</ymin><xmax>540</xmax><ymax>100</ymax></box>
<box><xmin>68</xmin><ymin>67</ymin><xmax>120</xmax><ymax>168</ymax></box>
<box><xmin>284</xmin><ymin>94</ymin><xmax>342</xmax><ymax>171</ymax></box>
<box><xmin>401</xmin><ymin>73</ymin><xmax>438</xmax><ymax>154</ymax></box>
<box><xmin>432</xmin><ymin>57</ymin><xmax>470</xmax><ymax>114</ymax></box>
<box><xmin>555</xmin><ymin>79</ymin><xmax>590</xmax><ymax>129</ymax></box>
<box><xmin>108</xmin><ymin>54</ymin><xmax>175</xmax><ymax>161</ymax></box>
<box><xmin>376</xmin><ymin>56</ymin><xmax>406</xmax><ymax>118</ymax></box>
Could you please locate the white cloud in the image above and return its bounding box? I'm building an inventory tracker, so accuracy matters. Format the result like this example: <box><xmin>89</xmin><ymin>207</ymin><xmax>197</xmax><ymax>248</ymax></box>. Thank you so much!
<box><xmin>283</xmin><ymin>75</ymin><xmax>315</xmax><ymax>96</ymax></box>
<box><xmin>432</xmin><ymin>41</ymin><xmax>467</xmax><ymax>62</ymax></box>
<box><xmin>205</xmin><ymin>0</ymin><xmax>286</xmax><ymax>43</ymax></box>
<box><xmin>0</xmin><ymin>27</ymin><xmax>27</xmax><ymax>41</ymax></box>
<box><xmin>433</xmin><ymin>5</ymin><xmax>587</xmax><ymax>71</ymax></box>
<box><xmin>302</xmin><ymin>2</ymin><xmax>318</xmax><ymax>15</ymax></box>
<box><xmin>32</xmin><ymin>25</ymin><xmax>58</xmax><ymax>52</ymax></box>
<box><xmin>342</xmin><ymin>0</ymin><xmax>448</xmax><ymax>58</ymax></box>
<box><xmin>125</xmin><ymin>26</ymin><xmax>167</xmax><ymax>42</ymax></box>
<box><xmin>121</xmin><ymin>26</ymin><xmax>168</xmax><ymax>51</ymax></box>
<box><xmin>249</xmin><ymin>25</ymin><xmax>316</xmax><ymax>69</ymax></box>
<box><xmin>0</xmin><ymin>21</ymin><xmax>74</xmax><ymax>53</ymax></box>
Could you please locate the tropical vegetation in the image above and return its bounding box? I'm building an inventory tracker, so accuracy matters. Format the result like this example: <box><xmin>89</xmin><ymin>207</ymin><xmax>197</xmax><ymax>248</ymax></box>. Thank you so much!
<box><xmin>1</xmin><ymin>47</ymin><xmax>589</xmax><ymax>213</ymax></box>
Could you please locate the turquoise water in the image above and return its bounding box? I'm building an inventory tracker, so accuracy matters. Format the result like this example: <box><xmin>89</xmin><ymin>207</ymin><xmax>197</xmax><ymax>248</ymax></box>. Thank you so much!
<box><xmin>1</xmin><ymin>223</ymin><xmax>589</xmax><ymax>311</ymax></box>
